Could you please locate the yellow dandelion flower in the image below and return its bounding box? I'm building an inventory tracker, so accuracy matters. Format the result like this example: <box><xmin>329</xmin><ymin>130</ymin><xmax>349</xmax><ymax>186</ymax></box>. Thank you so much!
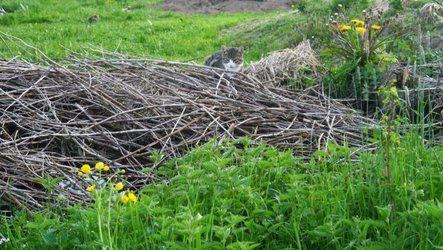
<box><xmin>120</xmin><ymin>169</ymin><xmax>126</xmax><ymax>174</ymax></box>
<box><xmin>128</xmin><ymin>192</ymin><xmax>138</xmax><ymax>203</ymax></box>
<box><xmin>87</xmin><ymin>184</ymin><xmax>96</xmax><ymax>192</ymax></box>
<box><xmin>356</xmin><ymin>27</ymin><xmax>367</xmax><ymax>33</ymax></box>
<box><xmin>121</xmin><ymin>194</ymin><xmax>129</xmax><ymax>204</ymax></box>
<box><xmin>351</xmin><ymin>19</ymin><xmax>365</xmax><ymax>26</ymax></box>
<box><xmin>103</xmin><ymin>165</ymin><xmax>110</xmax><ymax>172</ymax></box>
<box><xmin>80</xmin><ymin>164</ymin><xmax>91</xmax><ymax>174</ymax></box>
<box><xmin>371</xmin><ymin>24</ymin><xmax>381</xmax><ymax>30</ymax></box>
<box><xmin>339</xmin><ymin>25</ymin><xmax>352</xmax><ymax>31</ymax></box>
<box><xmin>95</xmin><ymin>161</ymin><xmax>104</xmax><ymax>171</ymax></box>
<box><xmin>115</xmin><ymin>182</ymin><xmax>124</xmax><ymax>192</ymax></box>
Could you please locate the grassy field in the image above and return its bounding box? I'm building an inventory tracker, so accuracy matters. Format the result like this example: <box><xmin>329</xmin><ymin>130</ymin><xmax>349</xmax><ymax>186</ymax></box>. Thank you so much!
<box><xmin>0</xmin><ymin>0</ymin><xmax>288</xmax><ymax>62</ymax></box>
<box><xmin>1</xmin><ymin>0</ymin><xmax>443</xmax><ymax>249</ymax></box>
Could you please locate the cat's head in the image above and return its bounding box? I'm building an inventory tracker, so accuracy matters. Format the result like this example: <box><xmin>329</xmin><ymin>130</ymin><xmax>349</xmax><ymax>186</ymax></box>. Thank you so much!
<box><xmin>221</xmin><ymin>46</ymin><xmax>244</xmax><ymax>71</ymax></box>
<box><xmin>221</xmin><ymin>46</ymin><xmax>244</xmax><ymax>63</ymax></box>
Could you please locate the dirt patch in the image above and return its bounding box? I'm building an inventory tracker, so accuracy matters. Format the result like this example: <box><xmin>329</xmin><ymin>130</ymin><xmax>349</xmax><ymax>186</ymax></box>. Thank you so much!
<box><xmin>161</xmin><ymin>0</ymin><xmax>293</xmax><ymax>14</ymax></box>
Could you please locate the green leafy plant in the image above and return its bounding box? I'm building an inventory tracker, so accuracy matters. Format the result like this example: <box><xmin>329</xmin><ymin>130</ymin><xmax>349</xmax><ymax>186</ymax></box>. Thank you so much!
<box><xmin>3</xmin><ymin>138</ymin><xmax>443</xmax><ymax>249</ymax></box>
<box><xmin>33</xmin><ymin>176</ymin><xmax>64</xmax><ymax>194</ymax></box>
<box><xmin>377</xmin><ymin>81</ymin><xmax>402</xmax><ymax>222</ymax></box>
<box><xmin>323</xmin><ymin>9</ymin><xmax>397</xmax><ymax>112</ymax></box>
<box><xmin>389</xmin><ymin>0</ymin><xmax>403</xmax><ymax>11</ymax></box>
<box><xmin>378</xmin><ymin>81</ymin><xmax>401</xmax><ymax>185</ymax></box>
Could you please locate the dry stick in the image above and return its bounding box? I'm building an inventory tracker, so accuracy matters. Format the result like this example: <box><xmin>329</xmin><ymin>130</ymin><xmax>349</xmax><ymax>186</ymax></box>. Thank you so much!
<box><xmin>161</xmin><ymin>106</ymin><xmax>187</xmax><ymax>154</ymax></box>
<box><xmin>325</xmin><ymin>115</ymin><xmax>338</xmax><ymax>147</ymax></box>
<box><xmin>111</xmin><ymin>112</ymin><xmax>206</xmax><ymax>163</ymax></box>
<box><xmin>4</xmin><ymin>74</ymin><xmax>48</xmax><ymax>112</ymax></box>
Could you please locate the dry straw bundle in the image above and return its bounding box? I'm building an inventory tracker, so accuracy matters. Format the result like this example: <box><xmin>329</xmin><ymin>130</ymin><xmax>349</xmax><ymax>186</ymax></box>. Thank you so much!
<box><xmin>419</xmin><ymin>3</ymin><xmax>443</xmax><ymax>22</ymax></box>
<box><xmin>0</xmin><ymin>56</ymin><xmax>375</xmax><ymax>209</ymax></box>
<box><xmin>245</xmin><ymin>40</ymin><xmax>323</xmax><ymax>87</ymax></box>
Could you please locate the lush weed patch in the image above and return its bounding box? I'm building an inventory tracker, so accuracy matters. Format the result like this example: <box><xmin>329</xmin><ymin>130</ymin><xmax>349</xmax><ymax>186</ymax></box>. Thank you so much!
<box><xmin>2</xmin><ymin>136</ymin><xmax>442</xmax><ymax>249</ymax></box>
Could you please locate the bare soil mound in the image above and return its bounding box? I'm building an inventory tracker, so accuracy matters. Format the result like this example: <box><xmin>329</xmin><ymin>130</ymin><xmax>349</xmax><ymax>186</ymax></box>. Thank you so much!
<box><xmin>161</xmin><ymin>0</ymin><xmax>292</xmax><ymax>14</ymax></box>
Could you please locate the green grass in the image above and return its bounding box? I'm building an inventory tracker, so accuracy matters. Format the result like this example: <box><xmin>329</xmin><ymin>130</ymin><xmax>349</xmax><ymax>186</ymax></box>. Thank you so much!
<box><xmin>0</xmin><ymin>0</ymin><xmax>286</xmax><ymax>62</ymax></box>
<box><xmin>223</xmin><ymin>12</ymin><xmax>313</xmax><ymax>61</ymax></box>
<box><xmin>1</xmin><ymin>135</ymin><xmax>442</xmax><ymax>249</ymax></box>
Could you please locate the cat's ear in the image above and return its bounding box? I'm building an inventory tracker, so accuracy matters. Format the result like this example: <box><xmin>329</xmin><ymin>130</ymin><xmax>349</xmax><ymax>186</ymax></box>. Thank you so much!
<box><xmin>238</xmin><ymin>46</ymin><xmax>244</xmax><ymax>53</ymax></box>
<box><xmin>221</xmin><ymin>45</ymin><xmax>227</xmax><ymax>51</ymax></box>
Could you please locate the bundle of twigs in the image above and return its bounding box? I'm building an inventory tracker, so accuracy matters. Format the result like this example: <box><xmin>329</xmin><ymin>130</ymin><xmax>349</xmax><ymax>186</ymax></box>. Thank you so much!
<box><xmin>245</xmin><ymin>40</ymin><xmax>324</xmax><ymax>87</ymax></box>
<box><xmin>0</xmin><ymin>58</ymin><xmax>375</xmax><ymax>209</ymax></box>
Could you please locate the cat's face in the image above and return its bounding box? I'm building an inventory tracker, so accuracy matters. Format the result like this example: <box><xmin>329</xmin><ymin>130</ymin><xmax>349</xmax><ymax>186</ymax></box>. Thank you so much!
<box><xmin>221</xmin><ymin>47</ymin><xmax>244</xmax><ymax>64</ymax></box>
<box><xmin>221</xmin><ymin>47</ymin><xmax>244</xmax><ymax>72</ymax></box>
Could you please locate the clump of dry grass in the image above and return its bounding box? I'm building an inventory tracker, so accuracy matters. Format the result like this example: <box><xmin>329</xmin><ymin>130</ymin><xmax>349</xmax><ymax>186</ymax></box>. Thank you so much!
<box><xmin>419</xmin><ymin>3</ymin><xmax>443</xmax><ymax>22</ymax></box>
<box><xmin>245</xmin><ymin>40</ymin><xmax>324</xmax><ymax>87</ymax></box>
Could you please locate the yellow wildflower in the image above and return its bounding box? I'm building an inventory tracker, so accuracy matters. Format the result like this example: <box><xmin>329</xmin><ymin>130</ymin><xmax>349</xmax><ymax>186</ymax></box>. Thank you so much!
<box><xmin>339</xmin><ymin>25</ymin><xmax>352</xmax><ymax>31</ymax></box>
<box><xmin>351</xmin><ymin>19</ymin><xmax>365</xmax><ymax>26</ymax></box>
<box><xmin>120</xmin><ymin>169</ymin><xmax>126</xmax><ymax>174</ymax></box>
<box><xmin>356</xmin><ymin>27</ymin><xmax>367</xmax><ymax>33</ymax></box>
<box><xmin>87</xmin><ymin>184</ymin><xmax>96</xmax><ymax>192</ymax></box>
<box><xmin>115</xmin><ymin>182</ymin><xmax>124</xmax><ymax>192</ymax></box>
<box><xmin>121</xmin><ymin>194</ymin><xmax>129</xmax><ymax>204</ymax></box>
<box><xmin>371</xmin><ymin>24</ymin><xmax>381</xmax><ymax>30</ymax></box>
<box><xmin>80</xmin><ymin>164</ymin><xmax>91</xmax><ymax>174</ymax></box>
<box><xmin>128</xmin><ymin>192</ymin><xmax>138</xmax><ymax>203</ymax></box>
<box><xmin>103</xmin><ymin>165</ymin><xmax>110</xmax><ymax>172</ymax></box>
<box><xmin>95</xmin><ymin>161</ymin><xmax>104</xmax><ymax>171</ymax></box>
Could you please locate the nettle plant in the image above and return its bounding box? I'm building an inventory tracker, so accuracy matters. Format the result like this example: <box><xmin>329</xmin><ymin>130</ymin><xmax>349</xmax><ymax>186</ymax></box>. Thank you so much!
<box><xmin>324</xmin><ymin>7</ymin><xmax>397</xmax><ymax>111</ymax></box>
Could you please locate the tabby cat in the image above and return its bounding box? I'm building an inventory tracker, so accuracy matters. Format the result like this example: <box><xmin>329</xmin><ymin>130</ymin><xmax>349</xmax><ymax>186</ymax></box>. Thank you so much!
<box><xmin>88</xmin><ymin>15</ymin><xmax>100</xmax><ymax>23</ymax></box>
<box><xmin>204</xmin><ymin>46</ymin><xmax>244</xmax><ymax>73</ymax></box>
